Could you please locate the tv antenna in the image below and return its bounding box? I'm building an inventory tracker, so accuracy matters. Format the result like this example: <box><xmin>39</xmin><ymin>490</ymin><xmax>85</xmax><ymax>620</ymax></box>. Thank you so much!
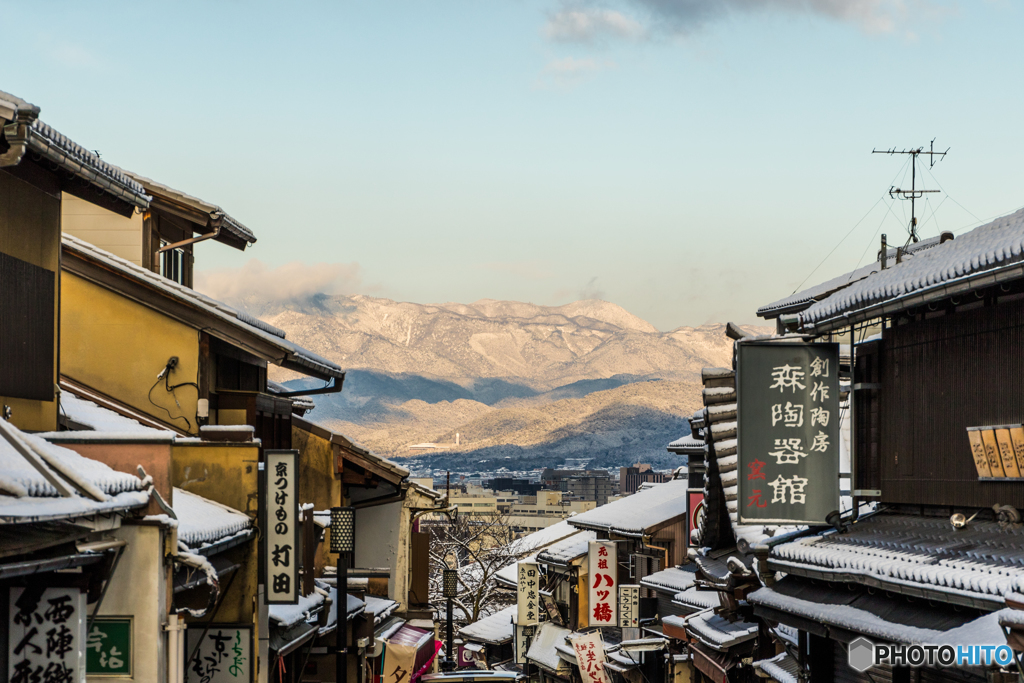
<box><xmin>872</xmin><ymin>139</ymin><xmax>948</xmax><ymax>244</ymax></box>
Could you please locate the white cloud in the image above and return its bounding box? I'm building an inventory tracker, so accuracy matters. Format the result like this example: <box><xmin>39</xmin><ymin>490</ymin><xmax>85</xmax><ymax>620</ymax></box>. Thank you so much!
<box><xmin>536</xmin><ymin>56</ymin><xmax>616</xmax><ymax>88</ymax></box>
<box><xmin>544</xmin><ymin>8</ymin><xmax>646</xmax><ymax>42</ymax></box>
<box><xmin>195</xmin><ymin>259</ymin><xmax>364</xmax><ymax>304</ymax></box>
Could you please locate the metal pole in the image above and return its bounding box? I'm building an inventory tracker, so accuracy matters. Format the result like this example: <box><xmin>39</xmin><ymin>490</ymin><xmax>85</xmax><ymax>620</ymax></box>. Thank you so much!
<box><xmin>337</xmin><ymin>553</ymin><xmax>349</xmax><ymax>683</ymax></box>
<box><xmin>445</xmin><ymin>598</ymin><xmax>455</xmax><ymax>671</ymax></box>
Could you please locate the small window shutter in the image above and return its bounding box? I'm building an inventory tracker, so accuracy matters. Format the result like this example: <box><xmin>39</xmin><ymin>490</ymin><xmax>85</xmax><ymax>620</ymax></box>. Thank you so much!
<box><xmin>0</xmin><ymin>252</ymin><xmax>54</xmax><ymax>401</ymax></box>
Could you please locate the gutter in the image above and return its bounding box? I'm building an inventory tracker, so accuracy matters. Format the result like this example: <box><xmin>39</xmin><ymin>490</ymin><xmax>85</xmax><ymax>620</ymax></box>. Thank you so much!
<box><xmin>157</xmin><ymin>224</ymin><xmax>221</xmax><ymax>253</ymax></box>
<box><xmin>0</xmin><ymin>552</ymin><xmax>104</xmax><ymax>580</ymax></box>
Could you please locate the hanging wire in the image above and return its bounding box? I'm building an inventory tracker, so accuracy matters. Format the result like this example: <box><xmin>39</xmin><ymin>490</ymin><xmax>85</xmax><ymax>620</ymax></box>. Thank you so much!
<box><xmin>923</xmin><ymin>164</ymin><xmax>982</xmax><ymax>226</ymax></box>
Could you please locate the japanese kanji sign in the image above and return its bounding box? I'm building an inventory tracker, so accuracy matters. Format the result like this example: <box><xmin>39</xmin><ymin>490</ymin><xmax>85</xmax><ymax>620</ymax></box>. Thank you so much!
<box><xmin>86</xmin><ymin>617</ymin><xmax>131</xmax><ymax>676</ymax></box>
<box><xmin>738</xmin><ymin>342</ymin><xmax>840</xmax><ymax>524</ymax></box>
<box><xmin>185</xmin><ymin>627</ymin><xmax>250</xmax><ymax>683</ymax></box>
<box><xmin>9</xmin><ymin>587</ymin><xmax>85</xmax><ymax>683</ymax></box>
<box><xmin>617</xmin><ymin>584</ymin><xmax>639</xmax><ymax>628</ymax></box>
<box><xmin>514</xmin><ymin>625</ymin><xmax>534</xmax><ymax>665</ymax></box>
<box><xmin>570</xmin><ymin>632</ymin><xmax>610</xmax><ymax>683</ymax></box>
<box><xmin>265</xmin><ymin>450</ymin><xmax>299</xmax><ymax>604</ymax></box>
<box><xmin>587</xmin><ymin>541</ymin><xmax>617</xmax><ymax>627</ymax></box>
<box><xmin>517</xmin><ymin>561</ymin><xmax>541</xmax><ymax>627</ymax></box>
<box><xmin>382</xmin><ymin>639</ymin><xmax>417</xmax><ymax>683</ymax></box>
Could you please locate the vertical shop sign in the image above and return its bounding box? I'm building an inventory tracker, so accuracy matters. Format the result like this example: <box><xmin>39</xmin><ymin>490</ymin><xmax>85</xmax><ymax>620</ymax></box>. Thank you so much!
<box><xmin>265</xmin><ymin>450</ymin><xmax>299</xmax><ymax>604</ymax></box>
<box><xmin>185</xmin><ymin>627</ymin><xmax>251</xmax><ymax>683</ymax></box>
<box><xmin>617</xmin><ymin>585</ymin><xmax>639</xmax><ymax>628</ymax></box>
<box><xmin>738</xmin><ymin>342</ymin><xmax>840</xmax><ymax>524</ymax></box>
<box><xmin>587</xmin><ymin>541</ymin><xmax>617</xmax><ymax>627</ymax></box>
<box><xmin>9</xmin><ymin>587</ymin><xmax>86</xmax><ymax>683</ymax></box>
<box><xmin>517</xmin><ymin>562</ymin><xmax>540</xmax><ymax>626</ymax></box>
<box><xmin>570</xmin><ymin>632</ymin><xmax>610</xmax><ymax>683</ymax></box>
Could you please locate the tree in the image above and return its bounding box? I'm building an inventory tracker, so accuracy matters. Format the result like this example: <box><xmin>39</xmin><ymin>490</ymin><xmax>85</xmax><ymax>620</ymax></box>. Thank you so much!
<box><xmin>428</xmin><ymin>512</ymin><xmax>521</xmax><ymax>625</ymax></box>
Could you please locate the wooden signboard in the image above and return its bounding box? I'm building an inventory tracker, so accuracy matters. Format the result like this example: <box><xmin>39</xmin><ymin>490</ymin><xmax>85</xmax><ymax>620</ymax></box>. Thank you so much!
<box><xmin>981</xmin><ymin>429</ymin><xmax>1006</xmax><ymax>478</ymax></box>
<box><xmin>968</xmin><ymin>429</ymin><xmax>991</xmax><ymax>477</ymax></box>
<box><xmin>996</xmin><ymin>429</ymin><xmax>1021</xmax><ymax>478</ymax></box>
<box><xmin>1011</xmin><ymin>427</ymin><xmax>1024</xmax><ymax>474</ymax></box>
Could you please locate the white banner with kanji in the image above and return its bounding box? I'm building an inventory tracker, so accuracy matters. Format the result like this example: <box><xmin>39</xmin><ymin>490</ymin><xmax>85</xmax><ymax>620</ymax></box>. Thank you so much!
<box><xmin>570</xmin><ymin>632</ymin><xmax>611</xmax><ymax>683</ymax></box>
<box><xmin>587</xmin><ymin>541</ymin><xmax>617</xmax><ymax>627</ymax></box>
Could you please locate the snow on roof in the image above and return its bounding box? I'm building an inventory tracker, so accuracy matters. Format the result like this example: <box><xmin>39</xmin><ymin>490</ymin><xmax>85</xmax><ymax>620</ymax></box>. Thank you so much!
<box><xmin>494</xmin><ymin>554</ymin><xmax>535</xmax><ymax>588</ymax></box>
<box><xmin>316</xmin><ymin>584</ymin><xmax>366</xmax><ymax>636</ymax></box>
<box><xmin>671</xmin><ymin>587</ymin><xmax>722</xmax><ymax>613</ymax></box>
<box><xmin>459</xmin><ymin>605</ymin><xmax>516</xmax><ymax>645</ymax></box>
<box><xmin>666</xmin><ymin>611</ymin><xmax>757</xmax><ymax>652</ymax></box>
<box><xmin>526</xmin><ymin>622</ymin><xmax>571</xmax><ymax>673</ymax></box>
<box><xmin>667</xmin><ymin>434</ymin><xmax>704</xmax><ymax>452</ymax></box>
<box><xmin>569</xmin><ymin>479</ymin><xmax>688</xmax><ymax>536</ymax></box>
<box><xmin>767</xmin><ymin>513</ymin><xmax>1024</xmax><ymax>607</ymax></box>
<box><xmin>509</xmin><ymin>520</ymin><xmax>584</xmax><ymax>556</ymax></box>
<box><xmin>748</xmin><ymin>582</ymin><xmax>1007</xmax><ymax>647</ymax></box>
<box><xmin>59</xmin><ymin>393</ymin><xmax>172</xmax><ymax>435</ymax></box>
<box><xmin>363</xmin><ymin>595</ymin><xmax>400</xmax><ymax>626</ymax></box>
<box><xmin>0</xmin><ymin>425</ymin><xmax>149</xmax><ymax>522</ymax></box>
<box><xmin>173</xmin><ymin>488</ymin><xmax>252</xmax><ymax>549</ymax></box>
<box><xmin>62</xmin><ymin>234</ymin><xmax>344</xmax><ymax>381</ymax></box>
<box><xmin>270</xmin><ymin>590</ymin><xmax>327</xmax><ymax>629</ymax></box>
<box><xmin>797</xmin><ymin>208</ymin><xmax>1024</xmax><ymax>329</ymax></box>
<box><xmin>536</xmin><ymin>531</ymin><xmax>597</xmax><ymax>565</ymax></box>
<box><xmin>640</xmin><ymin>566</ymin><xmax>697</xmax><ymax>595</ymax></box>
<box><xmin>753</xmin><ymin>653</ymin><xmax>800</xmax><ymax>683</ymax></box>
<box><xmin>757</xmin><ymin>237</ymin><xmax>944</xmax><ymax>319</ymax></box>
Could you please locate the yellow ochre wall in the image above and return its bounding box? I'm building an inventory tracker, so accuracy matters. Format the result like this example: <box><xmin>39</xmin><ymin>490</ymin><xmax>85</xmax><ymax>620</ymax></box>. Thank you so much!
<box><xmin>292</xmin><ymin>424</ymin><xmax>342</xmax><ymax>575</ymax></box>
<box><xmin>61</xmin><ymin>192</ymin><xmax>144</xmax><ymax>266</ymax></box>
<box><xmin>172</xmin><ymin>442</ymin><xmax>260</xmax><ymax>625</ymax></box>
<box><xmin>60</xmin><ymin>271</ymin><xmax>201</xmax><ymax>434</ymax></box>
<box><xmin>0</xmin><ymin>171</ymin><xmax>61</xmax><ymax>431</ymax></box>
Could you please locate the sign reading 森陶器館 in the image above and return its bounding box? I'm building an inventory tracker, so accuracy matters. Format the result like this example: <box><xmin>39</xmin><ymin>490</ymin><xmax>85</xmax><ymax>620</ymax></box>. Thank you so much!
<box><xmin>617</xmin><ymin>584</ymin><xmax>639</xmax><ymax>628</ymax></box>
<box><xmin>587</xmin><ymin>541</ymin><xmax>617</xmax><ymax>627</ymax></box>
<box><xmin>185</xmin><ymin>627</ymin><xmax>250</xmax><ymax>683</ymax></box>
<box><xmin>9</xmin><ymin>587</ymin><xmax>86</xmax><ymax>683</ymax></box>
<box><xmin>570</xmin><ymin>631</ymin><xmax>610</xmax><ymax>683</ymax></box>
<box><xmin>86</xmin><ymin>617</ymin><xmax>132</xmax><ymax>676</ymax></box>
<box><xmin>738</xmin><ymin>341</ymin><xmax>840</xmax><ymax>524</ymax></box>
<box><xmin>265</xmin><ymin>450</ymin><xmax>299</xmax><ymax>604</ymax></box>
<box><xmin>517</xmin><ymin>561</ymin><xmax>541</xmax><ymax>626</ymax></box>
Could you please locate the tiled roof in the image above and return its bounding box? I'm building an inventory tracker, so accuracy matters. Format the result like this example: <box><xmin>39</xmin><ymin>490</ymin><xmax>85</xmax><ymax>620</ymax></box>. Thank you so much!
<box><xmin>536</xmin><ymin>531</ymin><xmax>597</xmax><ymax>565</ymax></box>
<box><xmin>667</xmin><ymin>434</ymin><xmax>705</xmax><ymax>453</ymax></box>
<box><xmin>526</xmin><ymin>622</ymin><xmax>571</xmax><ymax>673</ymax></box>
<box><xmin>640</xmin><ymin>566</ymin><xmax>697</xmax><ymax>594</ymax></box>
<box><xmin>753</xmin><ymin>653</ymin><xmax>800</xmax><ymax>683</ymax></box>
<box><xmin>568</xmin><ymin>479</ymin><xmax>688</xmax><ymax>537</ymax></box>
<box><xmin>173</xmin><ymin>488</ymin><xmax>253</xmax><ymax>550</ymax></box>
<box><xmin>63</xmin><ymin>234</ymin><xmax>345</xmax><ymax>381</ymax></box>
<box><xmin>767</xmin><ymin>513</ymin><xmax>1024</xmax><ymax>609</ymax></box>
<box><xmin>664</xmin><ymin>611</ymin><xmax>757</xmax><ymax>652</ymax></box>
<box><xmin>797</xmin><ymin>208</ymin><xmax>1024</xmax><ymax>330</ymax></box>
<box><xmin>459</xmin><ymin>605</ymin><xmax>516</xmax><ymax>645</ymax></box>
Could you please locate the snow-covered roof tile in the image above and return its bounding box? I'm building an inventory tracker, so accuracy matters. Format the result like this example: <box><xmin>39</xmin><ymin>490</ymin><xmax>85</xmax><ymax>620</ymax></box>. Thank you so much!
<box><xmin>270</xmin><ymin>590</ymin><xmax>327</xmax><ymax>629</ymax></box>
<box><xmin>58</xmin><ymin>393</ymin><xmax>172</xmax><ymax>435</ymax></box>
<box><xmin>667</xmin><ymin>434</ymin><xmax>705</xmax><ymax>453</ymax></box>
<box><xmin>363</xmin><ymin>595</ymin><xmax>400</xmax><ymax>626</ymax></box>
<box><xmin>569</xmin><ymin>479</ymin><xmax>688</xmax><ymax>536</ymax></box>
<box><xmin>173</xmin><ymin>488</ymin><xmax>252</xmax><ymax>549</ymax></box>
<box><xmin>459</xmin><ymin>605</ymin><xmax>516</xmax><ymax>645</ymax></box>
<box><xmin>536</xmin><ymin>531</ymin><xmax>597</xmax><ymax>565</ymax></box>
<box><xmin>526</xmin><ymin>622</ymin><xmax>571</xmax><ymax>673</ymax></box>
<box><xmin>671</xmin><ymin>587</ymin><xmax>722</xmax><ymax>613</ymax></box>
<box><xmin>495</xmin><ymin>554</ymin><xmax>536</xmax><ymax>588</ymax></box>
<box><xmin>509</xmin><ymin>520</ymin><xmax>584</xmax><ymax>556</ymax></box>
<box><xmin>797</xmin><ymin>209</ymin><xmax>1024</xmax><ymax>329</ymax></box>
<box><xmin>664</xmin><ymin>611</ymin><xmax>757</xmax><ymax>652</ymax></box>
<box><xmin>753</xmin><ymin>652</ymin><xmax>800</xmax><ymax>683</ymax></box>
<box><xmin>640</xmin><ymin>566</ymin><xmax>697</xmax><ymax>594</ymax></box>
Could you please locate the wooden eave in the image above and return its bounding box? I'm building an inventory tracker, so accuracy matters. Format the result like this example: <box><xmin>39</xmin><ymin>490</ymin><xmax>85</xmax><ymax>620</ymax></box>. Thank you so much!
<box><xmin>292</xmin><ymin>415</ymin><xmax>407</xmax><ymax>488</ymax></box>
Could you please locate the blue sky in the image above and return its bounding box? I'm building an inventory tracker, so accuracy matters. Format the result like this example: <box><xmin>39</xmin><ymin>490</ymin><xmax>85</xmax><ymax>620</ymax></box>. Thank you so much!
<box><xmin>5</xmin><ymin>1</ymin><xmax>1023</xmax><ymax>329</ymax></box>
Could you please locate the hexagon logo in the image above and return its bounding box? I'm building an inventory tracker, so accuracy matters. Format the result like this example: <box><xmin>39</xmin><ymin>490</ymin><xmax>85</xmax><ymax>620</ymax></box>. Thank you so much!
<box><xmin>848</xmin><ymin>637</ymin><xmax>875</xmax><ymax>673</ymax></box>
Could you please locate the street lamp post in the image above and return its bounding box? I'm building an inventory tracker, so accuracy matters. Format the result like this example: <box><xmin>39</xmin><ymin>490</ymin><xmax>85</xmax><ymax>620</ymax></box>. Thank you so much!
<box><xmin>331</xmin><ymin>507</ymin><xmax>356</xmax><ymax>683</ymax></box>
<box><xmin>442</xmin><ymin>568</ymin><xmax>458</xmax><ymax>671</ymax></box>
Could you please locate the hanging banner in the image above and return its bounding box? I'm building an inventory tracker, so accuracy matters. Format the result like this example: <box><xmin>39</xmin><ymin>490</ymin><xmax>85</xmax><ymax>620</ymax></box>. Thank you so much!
<box><xmin>86</xmin><ymin>617</ymin><xmax>132</xmax><ymax>676</ymax></box>
<box><xmin>617</xmin><ymin>585</ymin><xmax>640</xmax><ymax>628</ymax></box>
<box><xmin>687</xmin><ymin>492</ymin><xmax>704</xmax><ymax>546</ymax></box>
<box><xmin>517</xmin><ymin>562</ymin><xmax>541</xmax><ymax>626</ymax></box>
<box><xmin>514</xmin><ymin>625</ymin><xmax>534</xmax><ymax>665</ymax></box>
<box><xmin>570</xmin><ymin>632</ymin><xmax>611</xmax><ymax>683</ymax></box>
<box><xmin>265</xmin><ymin>450</ymin><xmax>300</xmax><ymax>604</ymax></box>
<box><xmin>587</xmin><ymin>541</ymin><xmax>617</xmax><ymax>627</ymax></box>
<box><xmin>737</xmin><ymin>342</ymin><xmax>840</xmax><ymax>524</ymax></box>
<box><xmin>185</xmin><ymin>626</ymin><xmax>251</xmax><ymax>683</ymax></box>
<box><xmin>9</xmin><ymin>587</ymin><xmax>86</xmax><ymax>683</ymax></box>
<box><xmin>382</xmin><ymin>640</ymin><xmax>418</xmax><ymax>683</ymax></box>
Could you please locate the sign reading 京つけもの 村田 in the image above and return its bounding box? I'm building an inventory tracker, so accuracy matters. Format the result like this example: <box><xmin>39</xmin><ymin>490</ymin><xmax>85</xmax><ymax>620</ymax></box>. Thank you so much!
<box><xmin>265</xmin><ymin>450</ymin><xmax>299</xmax><ymax>604</ymax></box>
<box><xmin>517</xmin><ymin>561</ymin><xmax>541</xmax><ymax>626</ymax></box>
<box><xmin>617</xmin><ymin>584</ymin><xmax>639</xmax><ymax>628</ymax></box>
<box><xmin>587</xmin><ymin>541</ymin><xmax>617</xmax><ymax>627</ymax></box>
<box><xmin>185</xmin><ymin>626</ymin><xmax>250</xmax><ymax>683</ymax></box>
<box><xmin>737</xmin><ymin>342</ymin><xmax>840</xmax><ymax>524</ymax></box>
<box><xmin>571</xmin><ymin>631</ymin><xmax>611</xmax><ymax>683</ymax></box>
<box><xmin>9</xmin><ymin>587</ymin><xmax>86</xmax><ymax>683</ymax></box>
<box><xmin>86</xmin><ymin>617</ymin><xmax>132</xmax><ymax>676</ymax></box>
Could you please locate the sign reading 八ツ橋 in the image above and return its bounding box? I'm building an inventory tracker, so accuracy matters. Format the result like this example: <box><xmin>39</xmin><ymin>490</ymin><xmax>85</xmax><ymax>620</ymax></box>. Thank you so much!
<box><xmin>265</xmin><ymin>450</ymin><xmax>299</xmax><ymax>604</ymax></box>
<box><xmin>587</xmin><ymin>541</ymin><xmax>617</xmax><ymax>627</ymax></box>
<box><xmin>517</xmin><ymin>561</ymin><xmax>541</xmax><ymax>626</ymax></box>
<box><xmin>737</xmin><ymin>341</ymin><xmax>840</xmax><ymax>524</ymax></box>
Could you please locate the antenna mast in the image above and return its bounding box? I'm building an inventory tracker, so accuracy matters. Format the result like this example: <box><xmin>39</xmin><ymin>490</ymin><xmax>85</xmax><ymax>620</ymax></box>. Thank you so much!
<box><xmin>872</xmin><ymin>139</ymin><xmax>948</xmax><ymax>244</ymax></box>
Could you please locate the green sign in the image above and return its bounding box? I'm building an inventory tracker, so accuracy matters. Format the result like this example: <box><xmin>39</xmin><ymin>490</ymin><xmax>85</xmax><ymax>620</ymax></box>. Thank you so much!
<box><xmin>737</xmin><ymin>341</ymin><xmax>840</xmax><ymax>524</ymax></box>
<box><xmin>87</xmin><ymin>617</ymin><xmax>133</xmax><ymax>676</ymax></box>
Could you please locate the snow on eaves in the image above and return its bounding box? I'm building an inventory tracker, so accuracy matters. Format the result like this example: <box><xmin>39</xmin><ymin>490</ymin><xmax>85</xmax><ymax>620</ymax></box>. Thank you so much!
<box><xmin>569</xmin><ymin>479</ymin><xmax>688</xmax><ymax>536</ymax></box>
<box><xmin>270</xmin><ymin>590</ymin><xmax>326</xmax><ymax>629</ymax></box>
<box><xmin>640</xmin><ymin>566</ymin><xmax>697</xmax><ymax>595</ymax></box>
<box><xmin>753</xmin><ymin>653</ymin><xmax>800</xmax><ymax>683</ymax></box>
<box><xmin>460</xmin><ymin>605</ymin><xmax>516</xmax><ymax>645</ymax></box>
<box><xmin>58</xmin><ymin>393</ymin><xmax>172</xmax><ymax>435</ymax></box>
<box><xmin>537</xmin><ymin>531</ymin><xmax>597</xmax><ymax>565</ymax></box>
<box><xmin>799</xmin><ymin>207</ymin><xmax>1024</xmax><ymax>327</ymax></box>
<box><xmin>509</xmin><ymin>520</ymin><xmax>584</xmax><ymax>556</ymax></box>
<box><xmin>173</xmin><ymin>488</ymin><xmax>252</xmax><ymax>549</ymax></box>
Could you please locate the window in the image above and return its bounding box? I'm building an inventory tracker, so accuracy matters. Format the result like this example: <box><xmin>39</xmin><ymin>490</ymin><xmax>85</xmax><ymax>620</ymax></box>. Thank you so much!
<box><xmin>160</xmin><ymin>241</ymin><xmax>185</xmax><ymax>285</ymax></box>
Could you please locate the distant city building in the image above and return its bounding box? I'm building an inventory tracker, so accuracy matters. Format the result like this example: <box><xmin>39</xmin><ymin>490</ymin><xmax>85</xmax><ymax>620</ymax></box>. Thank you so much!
<box><xmin>486</xmin><ymin>477</ymin><xmax>543</xmax><ymax>496</ymax></box>
<box><xmin>619</xmin><ymin>463</ymin><xmax>671</xmax><ymax>494</ymax></box>
<box><xmin>541</xmin><ymin>468</ymin><xmax>614</xmax><ymax>506</ymax></box>
<box><xmin>507</xmin><ymin>490</ymin><xmax>596</xmax><ymax>532</ymax></box>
